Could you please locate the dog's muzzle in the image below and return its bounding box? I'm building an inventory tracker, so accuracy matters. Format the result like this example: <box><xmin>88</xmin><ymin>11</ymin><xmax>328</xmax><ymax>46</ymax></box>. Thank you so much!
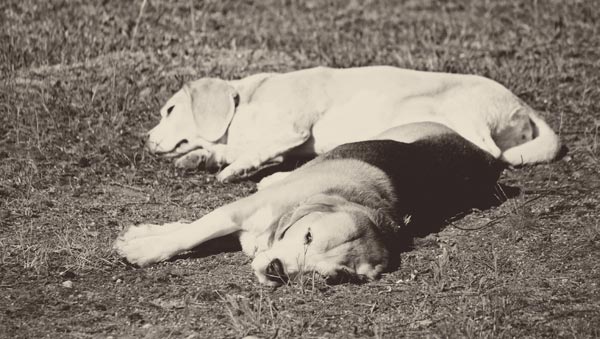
<box><xmin>145</xmin><ymin>138</ymin><xmax>189</xmax><ymax>156</ymax></box>
<box><xmin>265</xmin><ymin>258</ymin><xmax>288</xmax><ymax>284</ymax></box>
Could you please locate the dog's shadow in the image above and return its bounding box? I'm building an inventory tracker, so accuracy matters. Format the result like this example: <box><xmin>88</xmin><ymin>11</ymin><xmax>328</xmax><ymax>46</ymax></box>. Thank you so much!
<box><xmin>386</xmin><ymin>183</ymin><xmax>521</xmax><ymax>271</ymax></box>
<box><xmin>246</xmin><ymin>155</ymin><xmax>316</xmax><ymax>182</ymax></box>
<box><xmin>170</xmin><ymin>234</ymin><xmax>242</xmax><ymax>262</ymax></box>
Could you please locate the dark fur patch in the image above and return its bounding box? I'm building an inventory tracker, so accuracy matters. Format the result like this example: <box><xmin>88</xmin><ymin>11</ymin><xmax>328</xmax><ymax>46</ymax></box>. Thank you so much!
<box><xmin>319</xmin><ymin>134</ymin><xmax>507</xmax><ymax>238</ymax></box>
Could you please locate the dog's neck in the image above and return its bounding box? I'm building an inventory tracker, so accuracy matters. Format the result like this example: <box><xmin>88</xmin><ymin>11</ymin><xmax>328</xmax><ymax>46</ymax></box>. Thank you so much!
<box><xmin>228</xmin><ymin>73</ymin><xmax>276</xmax><ymax>105</ymax></box>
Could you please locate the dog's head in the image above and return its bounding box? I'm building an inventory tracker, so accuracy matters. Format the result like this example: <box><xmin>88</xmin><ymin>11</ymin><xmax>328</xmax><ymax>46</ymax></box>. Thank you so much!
<box><xmin>251</xmin><ymin>194</ymin><xmax>395</xmax><ymax>286</ymax></box>
<box><xmin>145</xmin><ymin>78</ymin><xmax>240</xmax><ymax>156</ymax></box>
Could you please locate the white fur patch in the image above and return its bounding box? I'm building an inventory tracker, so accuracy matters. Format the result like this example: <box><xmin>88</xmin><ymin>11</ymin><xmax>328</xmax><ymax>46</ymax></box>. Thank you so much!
<box><xmin>239</xmin><ymin>206</ymin><xmax>276</xmax><ymax>256</ymax></box>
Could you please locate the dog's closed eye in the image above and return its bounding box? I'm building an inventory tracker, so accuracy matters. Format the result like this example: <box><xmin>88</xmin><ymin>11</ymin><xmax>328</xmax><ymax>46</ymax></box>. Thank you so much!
<box><xmin>304</xmin><ymin>229</ymin><xmax>312</xmax><ymax>245</ymax></box>
<box><xmin>166</xmin><ymin>105</ymin><xmax>175</xmax><ymax>116</ymax></box>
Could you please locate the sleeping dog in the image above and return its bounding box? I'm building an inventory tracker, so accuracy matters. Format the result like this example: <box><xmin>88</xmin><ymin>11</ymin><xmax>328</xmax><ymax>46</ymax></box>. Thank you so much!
<box><xmin>145</xmin><ymin>66</ymin><xmax>560</xmax><ymax>182</ymax></box>
<box><xmin>116</xmin><ymin>123</ymin><xmax>506</xmax><ymax>285</ymax></box>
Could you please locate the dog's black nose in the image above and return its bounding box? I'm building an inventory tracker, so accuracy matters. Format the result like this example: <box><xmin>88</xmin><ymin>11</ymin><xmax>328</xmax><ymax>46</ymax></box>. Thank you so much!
<box><xmin>265</xmin><ymin>258</ymin><xmax>288</xmax><ymax>283</ymax></box>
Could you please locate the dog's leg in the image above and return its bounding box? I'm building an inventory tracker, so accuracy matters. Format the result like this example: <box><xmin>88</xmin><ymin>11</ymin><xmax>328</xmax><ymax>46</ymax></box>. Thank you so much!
<box><xmin>114</xmin><ymin>192</ymin><xmax>279</xmax><ymax>266</ymax></box>
<box><xmin>114</xmin><ymin>207</ymin><xmax>241</xmax><ymax>267</ymax></box>
<box><xmin>173</xmin><ymin>141</ymin><xmax>243</xmax><ymax>171</ymax></box>
<box><xmin>216</xmin><ymin>131</ymin><xmax>310</xmax><ymax>182</ymax></box>
<box><xmin>174</xmin><ymin>148</ymin><xmax>212</xmax><ymax>169</ymax></box>
<box><xmin>257</xmin><ymin>171</ymin><xmax>292</xmax><ymax>190</ymax></box>
<box><xmin>479</xmin><ymin>132</ymin><xmax>503</xmax><ymax>159</ymax></box>
<box><xmin>454</xmin><ymin>123</ymin><xmax>503</xmax><ymax>159</ymax></box>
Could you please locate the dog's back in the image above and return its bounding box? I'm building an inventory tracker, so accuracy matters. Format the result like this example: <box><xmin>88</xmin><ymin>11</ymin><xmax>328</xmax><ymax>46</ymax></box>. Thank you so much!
<box><xmin>316</xmin><ymin>133</ymin><xmax>507</xmax><ymax>223</ymax></box>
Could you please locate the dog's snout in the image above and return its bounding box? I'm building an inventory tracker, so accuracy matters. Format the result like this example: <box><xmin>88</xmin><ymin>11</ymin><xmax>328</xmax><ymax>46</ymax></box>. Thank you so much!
<box><xmin>265</xmin><ymin>258</ymin><xmax>288</xmax><ymax>283</ymax></box>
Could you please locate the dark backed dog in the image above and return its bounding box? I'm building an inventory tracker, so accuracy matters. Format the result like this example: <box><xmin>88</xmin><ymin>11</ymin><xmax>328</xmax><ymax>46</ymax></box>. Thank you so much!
<box><xmin>115</xmin><ymin>123</ymin><xmax>506</xmax><ymax>285</ymax></box>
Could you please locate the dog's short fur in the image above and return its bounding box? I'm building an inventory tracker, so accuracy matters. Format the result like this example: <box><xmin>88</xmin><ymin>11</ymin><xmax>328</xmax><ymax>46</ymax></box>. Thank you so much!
<box><xmin>116</xmin><ymin>123</ymin><xmax>506</xmax><ymax>285</ymax></box>
<box><xmin>146</xmin><ymin>66</ymin><xmax>560</xmax><ymax>182</ymax></box>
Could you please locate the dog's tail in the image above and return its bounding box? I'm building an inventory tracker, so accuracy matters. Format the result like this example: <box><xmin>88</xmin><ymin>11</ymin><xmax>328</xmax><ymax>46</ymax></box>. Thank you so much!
<box><xmin>501</xmin><ymin>111</ymin><xmax>561</xmax><ymax>165</ymax></box>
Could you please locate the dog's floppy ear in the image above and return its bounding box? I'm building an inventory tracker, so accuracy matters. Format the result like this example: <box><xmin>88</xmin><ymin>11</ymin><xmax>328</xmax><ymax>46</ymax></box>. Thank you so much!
<box><xmin>271</xmin><ymin>194</ymin><xmax>348</xmax><ymax>243</ymax></box>
<box><xmin>185</xmin><ymin>78</ymin><xmax>239</xmax><ymax>142</ymax></box>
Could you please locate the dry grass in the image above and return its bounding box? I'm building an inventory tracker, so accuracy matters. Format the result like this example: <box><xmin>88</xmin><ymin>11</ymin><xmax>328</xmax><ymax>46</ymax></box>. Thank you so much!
<box><xmin>1</xmin><ymin>0</ymin><xmax>600</xmax><ymax>337</ymax></box>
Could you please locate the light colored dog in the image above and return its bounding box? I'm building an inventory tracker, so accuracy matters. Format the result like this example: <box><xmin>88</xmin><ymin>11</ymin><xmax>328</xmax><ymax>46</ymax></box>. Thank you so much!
<box><xmin>145</xmin><ymin>66</ymin><xmax>560</xmax><ymax>182</ymax></box>
<box><xmin>116</xmin><ymin>123</ymin><xmax>506</xmax><ymax>285</ymax></box>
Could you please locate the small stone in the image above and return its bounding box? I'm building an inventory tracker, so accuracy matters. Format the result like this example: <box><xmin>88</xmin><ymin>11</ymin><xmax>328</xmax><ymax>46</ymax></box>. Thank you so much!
<box><xmin>62</xmin><ymin>280</ymin><xmax>73</xmax><ymax>288</ymax></box>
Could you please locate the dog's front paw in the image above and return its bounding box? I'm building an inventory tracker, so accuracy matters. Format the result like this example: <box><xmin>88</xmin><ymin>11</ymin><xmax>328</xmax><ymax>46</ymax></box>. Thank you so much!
<box><xmin>114</xmin><ymin>235</ymin><xmax>173</xmax><ymax>267</ymax></box>
<box><xmin>175</xmin><ymin>149</ymin><xmax>210</xmax><ymax>169</ymax></box>
<box><xmin>500</xmin><ymin>151</ymin><xmax>525</xmax><ymax>166</ymax></box>
<box><xmin>217</xmin><ymin>161</ymin><xmax>265</xmax><ymax>182</ymax></box>
<box><xmin>216</xmin><ymin>167</ymin><xmax>238</xmax><ymax>183</ymax></box>
<box><xmin>113</xmin><ymin>223</ymin><xmax>186</xmax><ymax>266</ymax></box>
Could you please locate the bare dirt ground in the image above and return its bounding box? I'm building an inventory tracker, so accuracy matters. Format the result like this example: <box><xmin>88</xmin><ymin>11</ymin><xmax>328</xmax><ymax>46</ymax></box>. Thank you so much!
<box><xmin>1</xmin><ymin>0</ymin><xmax>599</xmax><ymax>338</ymax></box>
